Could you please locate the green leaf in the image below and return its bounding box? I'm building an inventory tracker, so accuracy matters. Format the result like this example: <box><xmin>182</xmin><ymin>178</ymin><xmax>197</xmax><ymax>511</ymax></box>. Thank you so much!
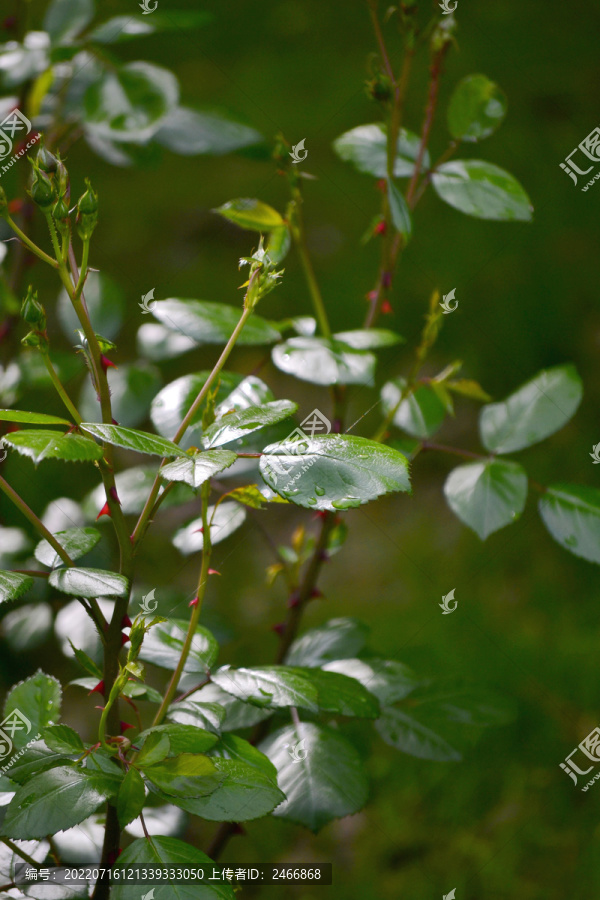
<box><xmin>538</xmin><ymin>484</ymin><xmax>600</xmax><ymax>565</ymax></box>
<box><xmin>381</xmin><ymin>378</ymin><xmax>447</xmax><ymax>439</ymax></box>
<box><xmin>333</xmin><ymin>328</ymin><xmax>404</xmax><ymax>350</ymax></box>
<box><xmin>139</xmin><ymin>724</ymin><xmax>219</xmax><ymax>756</ymax></box>
<box><xmin>260</xmin><ymin>434</ymin><xmax>411</xmax><ymax>510</ymax></box>
<box><xmin>201</xmin><ymin>401</ymin><xmax>297</xmax><ymax>449</ymax></box>
<box><xmin>2</xmin><ymin>742</ymin><xmax>71</xmax><ymax>785</ymax></box>
<box><xmin>1</xmin><ymin>602</ymin><xmax>52</xmax><ymax>652</ymax></box>
<box><xmin>220</xmin><ymin>484</ymin><xmax>285</xmax><ymax>509</ymax></box>
<box><xmin>83</xmin><ymin>62</ymin><xmax>179</xmax><ymax>142</ymax></box>
<box><xmin>49</xmin><ymin>567</ymin><xmax>129</xmax><ymax>598</ymax></box>
<box><xmin>479</xmin><ymin>364</ymin><xmax>583</xmax><ymax>453</ymax></box>
<box><xmin>152</xmin><ymin>298</ymin><xmax>280</xmax><ymax>346</ymax></box>
<box><xmin>90</xmin><ymin>11</ymin><xmax>212</xmax><ymax>43</ymax></box>
<box><xmin>209</xmin><ymin>733</ymin><xmax>277</xmax><ymax>780</ymax></box>
<box><xmin>69</xmin><ymin>643</ymin><xmax>102</xmax><ymax>679</ymax></box>
<box><xmin>333</xmin><ymin>123</ymin><xmax>429</xmax><ymax>178</ymax></box>
<box><xmin>117</xmin><ymin>766</ymin><xmax>146</xmax><ymax>829</ymax></box>
<box><xmin>44</xmin><ymin>0</ymin><xmax>94</xmax><ymax>43</ymax></box>
<box><xmin>287</xmin><ymin>618</ymin><xmax>370</xmax><ymax>667</ymax></box>
<box><xmin>214</xmin><ymin>198</ymin><xmax>284</xmax><ymax>231</ymax></box>
<box><xmin>444</xmin><ymin>459</ymin><xmax>528</xmax><ymax>539</ymax></box>
<box><xmin>143</xmin><ymin>753</ymin><xmax>222</xmax><ymax>797</ymax></box>
<box><xmin>0</xmin><ymin>409</ymin><xmax>71</xmax><ymax>425</ymax></box>
<box><xmin>164</xmin><ymin>757</ymin><xmax>284</xmax><ymax>822</ymax></box>
<box><xmin>155</xmin><ymin>107</ymin><xmax>262</xmax><ymax>156</ymax></box>
<box><xmin>138</xmin><ymin>619</ymin><xmax>218</xmax><ymax>674</ymax></box>
<box><xmin>322</xmin><ymin>658</ymin><xmax>422</xmax><ymax>705</ymax></box>
<box><xmin>4</xmin><ymin>672</ymin><xmax>62</xmax><ymax>753</ymax></box>
<box><xmin>80</xmin><ymin>423</ymin><xmax>187</xmax><ymax>459</ymax></box>
<box><xmin>0</xmin><ymin>571</ymin><xmax>33</xmax><ymax>604</ymax></box>
<box><xmin>375</xmin><ymin>706</ymin><xmax>461</xmax><ymax>761</ymax></box>
<box><xmin>387</xmin><ymin>178</ymin><xmax>412</xmax><ymax>241</ymax></box>
<box><xmin>272</xmin><ymin>336</ymin><xmax>376</xmax><ymax>386</ymax></box>
<box><xmin>2</xmin><ymin>766</ymin><xmax>119</xmax><ymax>839</ymax></box>
<box><xmin>3</xmin><ymin>430</ymin><xmax>103</xmax><ymax>465</ymax></box>
<box><xmin>446</xmin><ymin>378</ymin><xmax>491</xmax><ymax>403</ymax></box>
<box><xmin>300</xmin><ymin>668</ymin><xmax>380</xmax><ymax>718</ymax></box>
<box><xmin>135</xmin><ymin>732</ymin><xmax>171</xmax><ymax>768</ymax></box>
<box><xmin>173</xmin><ymin>502</ymin><xmax>246</xmax><ymax>554</ymax></box>
<box><xmin>447</xmin><ymin>74</ymin><xmax>507</xmax><ymax>142</ymax></box>
<box><xmin>213</xmin><ymin>665</ymin><xmax>319</xmax><ymax>711</ymax></box>
<box><xmin>259</xmin><ymin>722</ymin><xmax>368</xmax><ymax>831</ymax></box>
<box><xmin>59</xmin><ymin>272</ymin><xmax>125</xmax><ymax>343</ymax></box>
<box><xmin>267</xmin><ymin>225</ymin><xmax>291</xmax><ymax>264</ymax></box>
<box><xmin>160</xmin><ymin>449</ymin><xmax>237</xmax><ymax>489</ymax></box>
<box><xmin>167</xmin><ymin>699</ymin><xmax>227</xmax><ymax>734</ymax></box>
<box><xmin>34</xmin><ymin>527</ymin><xmax>101</xmax><ymax>568</ymax></box>
<box><xmin>42</xmin><ymin>724</ymin><xmax>84</xmax><ymax>755</ymax></box>
<box><xmin>432</xmin><ymin>160</ymin><xmax>533</xmax><ymax>221</ymax></box>
<box><xmin>151</xmin><ymin>372</ymin><xmax>271</xmax><ymax>439</ymax></box>
<box><xmin>111</xmin><ymin>837</ymin><xmax>236</xmax><ymax>900</ymax></box>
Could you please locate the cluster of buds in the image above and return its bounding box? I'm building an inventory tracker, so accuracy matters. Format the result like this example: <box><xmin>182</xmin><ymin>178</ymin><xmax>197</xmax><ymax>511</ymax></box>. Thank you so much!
<box><xmin>239</xmin><ymin>238</ymin><xmax>284</xmax><ymax>310</ymax></box>
<box><xmin>27</xmin><ymin>139</ymin><xmax>98</xmax><ymax>241</ymax></box>
<box><xmin>20</xmin><ymin>285</ymin><xmax>48</xmax><ymax>350</ymax></box>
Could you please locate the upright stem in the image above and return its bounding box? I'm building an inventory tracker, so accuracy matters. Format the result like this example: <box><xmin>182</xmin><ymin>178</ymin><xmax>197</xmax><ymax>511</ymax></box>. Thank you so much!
<box><xmin>0</xmin><ymin>475</ymin><xmax>74</xmax><ymax>567</ymax></box>
<box><xmin>289</xmin><ymin>185</ymin><xmax>331</xmax><ymax>338</ymax></box>
<box><xmin>41</xmin><ymin>351</ymin><xmax>82</xmax><ymax>424</ymax></box>
<box><xmin>405</xmin><ymin>44</ymin><xmax>449</xmax><ymax>207</ymax></box>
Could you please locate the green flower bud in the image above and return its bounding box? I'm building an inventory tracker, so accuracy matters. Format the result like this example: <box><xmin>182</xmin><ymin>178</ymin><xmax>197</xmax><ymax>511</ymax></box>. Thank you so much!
<box><xmin>21</xmin><ymin>330</ymin><xmax>48</xmax><ymax>351</ymax></box>
<box><xmin>56</xmin><ymin>158</ymin><xmax>70</xmax><ymax>202</ymax></box>
<box><xmin>431</xmin><ymin>15</ymin><xmax>456</xmax><ymax>54</ymax></box>
<box><xmin>29</xmin><ymin>163</ymin><xmax>56</xmax><ymax>208</ymax></box>
<box><xmin>366</xmin><ymin>73</ymin><xmax>393</xmax><ymax>104</ymax></box>
<box><xmin>21</xmin><ymin>286</ymin><xmax>46</xmax><ymax>330</ymax></box>
<box><xmin>77</xmin><ymin>178</ymin><xmax>98</xmax><ymax>216</ymax></box>
<box><xmin>52</xmin><ymin>196</ymin><xmax>70</xmax><ymax>233</ymax></box>
<box><xmin>35</xmin><ymin>138</ymin><xmax>59</xmax><ymax>174</ymax></box>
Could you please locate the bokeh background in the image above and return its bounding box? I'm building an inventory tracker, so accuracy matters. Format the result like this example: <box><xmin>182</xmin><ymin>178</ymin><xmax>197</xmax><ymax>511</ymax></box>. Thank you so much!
<box><xmin>1</xmin><ymin>1</ymin><xmax>600</xmax><ymax>898</ymax></box>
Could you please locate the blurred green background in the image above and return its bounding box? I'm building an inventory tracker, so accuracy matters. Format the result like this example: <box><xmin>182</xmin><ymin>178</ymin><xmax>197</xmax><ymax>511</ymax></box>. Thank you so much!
<box><xmin>1</xmin><ymin>0</ymin><xmax>600</xmax><ymax>897</ymax></box>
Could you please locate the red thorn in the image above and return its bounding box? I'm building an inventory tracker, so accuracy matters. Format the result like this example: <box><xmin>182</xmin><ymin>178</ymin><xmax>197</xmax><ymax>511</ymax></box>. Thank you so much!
<box><xmin>96</xmin><ymin>502</ymin><xmax>111</xmax><ymax>521</ymax></box>
<box><xmin>120</xmin><ymin>633</ymin><xmax>130</xmax><ymax>646</ymax></box>
<box><xmin>208</xmin><ymin>569</ymin><xmax>221</xmax><ymax>576</ymax></box>
<box><xmin>193</xmin><ymin>527</ymin><xmax>204</xmax><ymax>534</ymax></box>
<box><xmin>121</xmin><ymin>615</ymin><xmax>132</xmax><ymax>629</ymax></box>
<box><xmin>366</xmin><ymin>290</ymin><xmax>378</xmax><ymax>303</ymax></box>
<box><xmin>287</xmin><ymin>591</ymin><xmax>301</xmax><ymax>609</ymax></box>
<box><xmin>112</xmin><ymin>418</ymin><xmax>119</xmax><ymax>425</ymax></box>
<box><xmin>381</xmin><ymin>300</ymin><xmax>393</xmax><ymax>315</ymax></box>
<box><xmin>318</xmin><ymin>550</ymin><xmax>330</xmax><ymax>562</ymax></box>
<box><xmin>2</xmin><ymin>16</ymin><xmax>18</xmax><ymax>30</ymax></box>
<box><xmin>309</xmin><ymin>588</ymin><xmax>323</xmax><ymax>600</ymax></box>
<box><xmin>120</xmin><ymin>721</ymin><xmax>134</xmax><ymax>733</ymax></box>
<box><xmin>376</xmin><ymin>178</ymin><xmax>387</xmax><ymax>193</ymax></box>
<box><xmin>313</xmin><ymin>510</ymin><xmax>328</xmax><ymax>519</ymax></box>
<box><xmin>89</xmin><ymin>680</ymin><xmax>105</xmax><ymax>696</ymax></box>
<box><xmin>271</xmin><ymin>622</ymin><xmax>286</xmax><ymax>637</ymax></box>
<box><xmin>107</xmin><ymin>849</ymin><xmax>122</xmax><ymax>867</ymax></box>
<box><xmin>109</xmin><ymin>486</ymin><xmax>121</xmax><ymax>505</ymax></box>
<box><xmin>381</xmin><ymin>271</ymin><xmax>392</xmax><ymax>289</ymax></box>
<box><xmin>100</xmin><ymin>355</ymin><xmax>117</xmax><ymax>373</ymax></box>
<box><xmin>374</xmin><ymin>220</ymin><xmax>386</xmax><ymax>235</ymax></box>
<box><xmin>231</xmin><ymin>824</ymin><xmax>246</xmax><ymax>836</ymax></box>
<box><xmin>8</xmin><ymin>198</ymin><xmax>23</xmax><ymax>215</ymax></box>
<box><xmin>189</xmin><ymin>596</ymin><xmax>199</xmax><ymax>608</ymax></box>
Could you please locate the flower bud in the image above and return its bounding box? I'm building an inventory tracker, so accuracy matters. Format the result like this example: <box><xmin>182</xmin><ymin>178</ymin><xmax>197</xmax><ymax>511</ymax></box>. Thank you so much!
<box><xmin>29</xmin><ymin>163</ymin><xmax>56</xmax><ymax>208</ymax></box>
<box><xmin>366</xmin><ymin>73</ymin><xmax>393</xmax><ymax>103</ymax></box>
<box><xmin>21</xmin><ymin>330</ymin><xmax>48</xmax><ymax>351</ymax></box>
<box><xmin>21</xmin><ymin>286</ymin><xmax>46</xmax><ymax>329</ymax></box>
<box><xmin>77</xmin><ymin>179</ymin><xmax>99</xmax><ymax>240</ymax></box>
<box><xmin>56</xmin><ymin>158</ymin><xmax>70</xmax><ymax>202</ymax></box>
<box><xmin>35</xmin><ymin>138</ymin><xmax>59</xmax><ymax>174</ymax></box>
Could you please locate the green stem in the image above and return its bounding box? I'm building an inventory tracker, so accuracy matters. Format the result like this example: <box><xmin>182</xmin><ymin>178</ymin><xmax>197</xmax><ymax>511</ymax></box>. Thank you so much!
<box><xmin>4</xmin><ymin>215</ymin><xmax>59</xmax><ymax>269</ymax></box>
<box><xmin>150</xmin><ymin>485</ymin><xmax>212</xmax><ymax>729</ymax></box>
<box><xmin>290</xmin><ymin>186</ymin><xmax>331</xmax><ymax>338</ymax></box>
<box><xmin>41</xmin><ymin>351</ymin><xmax>82</xmax><ymax>424</ymax></box>
<box><xmin>0</xmin><ymin>475</ymin><xmax>73</xmax><ymax>566</ymax></box>
<box><xmin>131</xmin><ymin>302</ymin><xmax>256</xmax><ymax>549</ymax></box>
<box><xmin>0</xmin><ymin>838</ymin><xmax>40</xmax><ymax>868</ymax></box>
<box><xmin>73</xmin><ymin>238</ymin><xmax>90</xmax><ymax>301</ymax></box>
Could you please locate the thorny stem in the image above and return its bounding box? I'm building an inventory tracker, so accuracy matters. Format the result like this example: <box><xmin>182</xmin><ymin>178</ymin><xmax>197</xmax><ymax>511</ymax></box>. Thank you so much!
<box><xmin>367</xmin><ymin>0</ymin><xmax>395</xmax><ymax>82</ymax></box>
<box><xmin>289</xmin><ymin>185</ymin><xmax>332</xmax><ymax>338</ymax></box>
<box><xmin>405</xmin><ymin>44</ymin><xmax>450</xmax><ymax>207</ymax></box>
<box><xmin>150</xmin><ymin>484</ymin><xmax>213</xmax><ymax>729</ymax></box>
